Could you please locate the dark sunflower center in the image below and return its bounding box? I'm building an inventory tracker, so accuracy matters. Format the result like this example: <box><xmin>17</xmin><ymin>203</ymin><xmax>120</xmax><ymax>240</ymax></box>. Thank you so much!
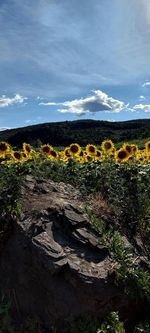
<box><xmin>50</xmin><ymin>150</ymin><xmax>57</xmax><ymax>157</ymax></box>
<box><xmin>148</xmin><ymin>143</ymin><xmax>150</xmax><ymax>149</ymax></box>
<box><xmin>118</xmin><ymin>150</ymin><xmax>127</xmax><ymax>159</ymax></box>
<box><xmin>79</xmin><ymin>151</ymin><xmax>83</xmax><ymax>156</ymax></box>
<box><xmin>0</xmin><ymin>143</ymin><xmax>7</xmax><ymax>151</ymax></box>
<box><xmin>65</xmin><ymin>150</ymin><xmax>71</xmax><ymax>157</ymax></box>
<box><xmin>43</xmin><ymin>146</ymin><xmax>50</xmax><ymax>153</ymax></box>
<box><xmin>87</xmin><ymin>155</ymin><xmax>92</xmax><ymax>161</ymax></box>
<box><xmin>25</xmin><ymin>145</ymin><xmax>31</xmax><ymax>153</ymax></box>
<box><xmin>97</xmin><ymin>151</ymin><xmax>101</xmax><ymax>157</ymax></box>
<box><xmin>70</xmin><ymin>145</ymin><xmax>78</xmax><ymax>153</ymax></box>
<box><xmin>14</xmin><ymin>152</ymin><xmax>21</xmax><ymax>160</ymax></box>
<box><xmin>89</xmin><ymin>146</ymin><xmax>95</xmax><ymax>153</ymax></box>
<box><xmin>132</xmin><ymin>146</ymin><xmax>136</xmax><ymax>152</ymax></box>
<box><xmin>104</xmin><ymin>142</ymin><xmax>111</xmax><ymax>150</ymax></box>
<box><xmin>125</xmin><ymin>145</ymin><xmax>131</xmax><ymax>153</ymax></box>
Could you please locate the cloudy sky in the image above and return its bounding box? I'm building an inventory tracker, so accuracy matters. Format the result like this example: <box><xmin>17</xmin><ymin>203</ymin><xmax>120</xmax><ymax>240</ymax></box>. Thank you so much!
<box><xmin>0</xmin><ymin>0</ymin><xmax>150</xmax><ymax>129</ymax></box>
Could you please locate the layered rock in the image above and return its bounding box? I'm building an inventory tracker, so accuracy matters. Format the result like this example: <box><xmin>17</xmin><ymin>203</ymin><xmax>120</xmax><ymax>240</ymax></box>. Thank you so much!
<box><xmin>0</xmin><ymin>176</ymin><xmax>135</xmax><ymax>331</ymax></box>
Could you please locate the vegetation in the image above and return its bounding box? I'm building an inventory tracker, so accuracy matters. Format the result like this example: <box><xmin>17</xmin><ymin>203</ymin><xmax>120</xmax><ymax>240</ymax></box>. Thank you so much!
<box><xmin>0</xmin><ymin>301</ymin><xmax>127</xmax><ymax>333</ymax></box>
<box><xmin>0</xmin><ymin>118</ymin><xmax>150</xmax><ymax>148</ymax></box>
<box><xmin>0</xmin><ymin>301</ymin><xmax>150</xmax><ymax>333</ymax></box>
<box><xmin>0</xmin><ymin>136</ymin><xmax>150</xmax><ymax>332</ymax></box>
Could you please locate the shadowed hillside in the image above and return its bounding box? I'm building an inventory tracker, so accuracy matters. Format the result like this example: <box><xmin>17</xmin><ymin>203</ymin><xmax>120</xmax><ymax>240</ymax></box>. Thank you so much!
<box><xmin>0</xmin><ymin>119</ymin><xmax>150</xmax><ymax>147</ymax></box>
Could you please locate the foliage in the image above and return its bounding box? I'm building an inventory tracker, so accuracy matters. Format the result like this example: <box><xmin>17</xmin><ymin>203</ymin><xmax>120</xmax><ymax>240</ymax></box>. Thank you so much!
<box><xmin>135</xmin><ymin>322</ymin><xmax>150</xmax><ymax>332</ymax></box>
<box><xmin>104</xmin><ymin>164</ymin><xmax>150</xmax><ymax>231</ymax></box>
<box><xmin>0</xmin><ymin>136</ymin><xmax>149</xmax><ymax>332</ymax></box>
<box><xmin>86</xmin><ymin>207</ymin><xmax>150</xmax><ymax>304</ymax></box>
<box><xmin>0</xmin><ymin>301</ymin><xmax>126</xmax><ymax>333</ymax></box>
<box><xmin>0</xmin><ymin>164</ymin><xmax>22</xmax><ymax>217</ymax></box>
<box><xmin>0</xmin><ymin>300</ymin><xmax>15</xmax><ymax>333</ymax></box>
<box><xmin>98</xmin><ymin>312</ymin><xmax>125</xmax><ymax>333</ymax></box>
<box><xmin>64</xmin><ymin>311</ymin><xmax>126</xmax><ymax>333</ymax></box>
<box><xmin>0</xmin><ymin>298</ymin><xmax>42</xmax><ymax>333</ymax></box>
<box><xmin>0</xmin><ymin>119</ymin><xmax>150</xmax><ymax>148</ymax></box>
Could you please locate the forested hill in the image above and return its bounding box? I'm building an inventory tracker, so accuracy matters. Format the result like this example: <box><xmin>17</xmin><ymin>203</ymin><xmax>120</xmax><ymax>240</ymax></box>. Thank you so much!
<box><xmin>0</xmin><ymin>119</ymin><xmax>150</xmax><ymax>147</ymax></box>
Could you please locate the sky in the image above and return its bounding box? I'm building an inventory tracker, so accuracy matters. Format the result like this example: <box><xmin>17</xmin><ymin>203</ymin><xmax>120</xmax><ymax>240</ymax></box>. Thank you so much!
<box><xmin>0</xmin><ymin>0</ymin><xmax>150</xmax><ymax>129</ymax></box>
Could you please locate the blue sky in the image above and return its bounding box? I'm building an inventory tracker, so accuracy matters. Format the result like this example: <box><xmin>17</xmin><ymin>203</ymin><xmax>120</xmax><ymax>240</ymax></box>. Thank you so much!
<box><xmin>0</xmin><ymin>0</ymin><xmax>150</xmax><ymax>129</ymax></box>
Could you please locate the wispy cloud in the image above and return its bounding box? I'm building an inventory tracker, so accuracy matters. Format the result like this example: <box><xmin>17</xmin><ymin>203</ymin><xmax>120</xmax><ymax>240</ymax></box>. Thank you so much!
<box><xmin>0</xmin><ymin>0</ymin><xmax>150</xmax><ymax>98</ymax></box>
<box><xmin>139</xmin><ymin>95</ymin><xmax>146</xmax><ymax>99</ymax></box>
<box><xmin>1</xmin><ymin>0</ymin><xmax>150</xmax><ymax>126</ymax></box>
<box><xmin>142</xmin><ymin>81</ymin><xmax>150</xmax><ymax>87</ymax></box>
<box><xmin>133</xmin><ymin>104</ymin><xmax>150</xmax><ymax>112</ymax></box>
<box><xmin>0</xmin><ymin>94</ymin><xmax>27</xmax><ymax>108</ymax></box>
<box><xmin>40</xmin><ymin>90</ymin><xmax>126</xmax><ymax>115</ymax></box>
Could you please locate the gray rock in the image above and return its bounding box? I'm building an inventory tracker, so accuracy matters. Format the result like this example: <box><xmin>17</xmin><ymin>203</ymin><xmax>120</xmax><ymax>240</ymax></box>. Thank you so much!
<box><xmin>0</xmin><ymin>176</ymin><xmax>134</xmax><ymax>331</ymax></box>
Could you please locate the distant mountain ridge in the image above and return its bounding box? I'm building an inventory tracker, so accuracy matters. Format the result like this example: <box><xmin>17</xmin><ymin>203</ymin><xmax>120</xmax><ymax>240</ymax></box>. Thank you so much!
<box><xmin>0</xmin><ymin>119</ymin><xmax>150</xmax><ymax>147</ymax></box>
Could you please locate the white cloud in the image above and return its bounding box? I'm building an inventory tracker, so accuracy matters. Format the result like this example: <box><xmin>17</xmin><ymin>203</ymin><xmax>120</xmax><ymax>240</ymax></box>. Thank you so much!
<box><xmin>40</xmin><ymin>90</ymin><xmax>126</xmax><ymax>115</ymax></box>
<box><xmin>142</xmin><ymin>82</ymin><xmax>150</xmax><ymax>87</ymax></box>
<box><xmin>0</xmin><ymin>127</ymin><xmax>11</xmax><ymax>131</ymax></box>
<box><xmin>0</xmin><ymin>94</ymin><xmax>27</xmax><ymax>108</ymax></box>
<box><xmin>40</xmin><ymin>102</ymin><xmax>58</xmax><ymax>106</ymax></box>
<box><xmin>139</xmin><ymin>95</ymin><xmax>146</xmax><ymax>99</ymax></box>
<box><xmin>133</xmin><ymin>104</ymin><xmax>150</xmax><ymax>112</ymax></box>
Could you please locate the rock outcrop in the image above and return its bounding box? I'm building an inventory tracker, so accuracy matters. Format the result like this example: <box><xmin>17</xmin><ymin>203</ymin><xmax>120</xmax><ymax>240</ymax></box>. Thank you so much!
<box><xmin>0</xmin><ymin>176</ymin><xmax>137</xmax><ymax>331</ymax></box>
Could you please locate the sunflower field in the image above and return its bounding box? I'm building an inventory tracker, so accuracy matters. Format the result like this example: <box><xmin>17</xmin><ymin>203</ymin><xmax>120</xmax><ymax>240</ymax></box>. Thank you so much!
<box><xmin>0</xmin><ymin>139</ymin><xmax>150</xmax><ymax>164</ymax></box>
<box><xmin>0</xmin><ymin>139</ymin><xmax>150</xmax><ymax>332</ymax></box>
<box><xmin>0</xmin><ymin>139</ymin><xmax>150</xmax><ymax>210</ymax></box>
<box><xmin>0</xmin><ymin>138</ymin><xmax>150</xmax><ymax>238</ymax></box>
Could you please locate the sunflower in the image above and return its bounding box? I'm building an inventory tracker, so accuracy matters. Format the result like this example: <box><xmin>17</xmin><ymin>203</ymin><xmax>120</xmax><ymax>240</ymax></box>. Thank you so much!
<box><xmin>86</xmin><ymin>144</ymin><xmax>97</xmax><ymax>156</ymax></box>
<box><xmin>95</xmin><ymin>150</ymin><xmax>103</xmax><ymax>160</ymax></box>
<box><xmin>0</xmin><ymin>141</ymin><xmax>10</xmax><ymax>157</ymax></box>
<box><xmin>21</xmin><ymin>152</ymin><xmax>28</xmax><ymax>160</ymax></box>
<box><xmin>23</xmin><ymin>143</ymin><xmax>32</xmax><ymax>156</ymax></box>
<box><xmin>122</xmin><ymin>143</ymin><xmax>132</xmax><ymax>155</ymax></box>
<box><xmin>76</xmin><ymin>156</ymin><xmax>84</xmax><ymax>163</ymax></box>
<box><xmin>48</xmin><ymin>149</ymin><xmax>58</xmax><ymax>159</ymax></box>
<box><xmin>145</xmin><ymin>141</ymin><xmax>150</xmax><ymax>154</ymax></box>
<box><xmin>115</xmin><ymin>148</ymin><xmax>129</xmax><ymax>163</ymax></box>
<box><xmin>101</xmin><ymin>140</ymin><xmax>114</xmax><ymax>152</ymax></box>
<box><xmin>33</xmin><ymin>151</ymin><xmax>40</xmax><ymax>158</ymax></box>
<box><xmin>138</xmin><ymin>156</ymin><xmax>145</xmax><ymax>164</ymax></box>
<box><xmin>146</xmin><ymin>155</ymin><xmax>150</xmax><ymax>163</ymax></box>
<box><xmin>109</xmin><ymin>152</ymin><xmax>115</xmax><ymax>159</ymax></box>
<box><xmin>96</xmin><ymin>150</ymin><xmax>101</xmax><ymax>157</ymax></box>
<box><xmin>85</xmin><ymin>155</ymin><xmax>93</xmax><ymax>162</ymax></box>
<box><xmin>69</xmin><ymin>143</ymin><xmax>81</xmax><ymax>156</ymax></box>
<box><xmin>40</xmin><ymin>144</ymin><xmax>53</xmax><ymax>156</ymax></box>
<box><xmin>79</xmin><ymin>150</ymin><xmax>84</xmax><ymax>157</ymax></box>
<box><xmin>63</xmin><ymin>147</ymin><xmax>71</xmax><ymax>158</ymax></box>
<box><xmin>12</xmin><ymin>151</ymin><xmax>23</xmax><ymax>162</ymax></box>
<box><xmin>131</xmin><ymin>144</ymin><xmax>138</xmax><ymax>154</ymax></box>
